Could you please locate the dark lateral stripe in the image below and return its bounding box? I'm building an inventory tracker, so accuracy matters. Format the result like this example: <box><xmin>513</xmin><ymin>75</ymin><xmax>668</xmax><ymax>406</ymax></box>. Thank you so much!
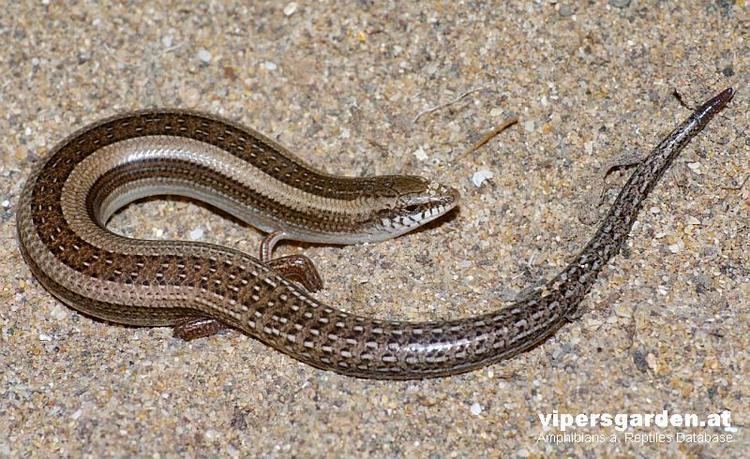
<box><xmin>57</xmin><ymin>110</ymin><xmax>397</xmax><ymax>199</ymax></box>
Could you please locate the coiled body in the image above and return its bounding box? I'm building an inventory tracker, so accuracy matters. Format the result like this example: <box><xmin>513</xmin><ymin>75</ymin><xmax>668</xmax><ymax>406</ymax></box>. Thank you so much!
<box><xmin>16</xmin><ymin>89</ymin><xmax>733</xmax><ymax>379</ymax></box>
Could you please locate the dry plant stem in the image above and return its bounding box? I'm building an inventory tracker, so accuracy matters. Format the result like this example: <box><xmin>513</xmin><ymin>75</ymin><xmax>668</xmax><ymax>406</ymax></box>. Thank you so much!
<box><xmin>413</xmin><ymin>87</ymin><xmax>487</xmax><ymax>123</ymax></box>
<box><xmin>455</xmin><ymin>117</ymin><xmax>519</xmax><ymax>161</ymax></box>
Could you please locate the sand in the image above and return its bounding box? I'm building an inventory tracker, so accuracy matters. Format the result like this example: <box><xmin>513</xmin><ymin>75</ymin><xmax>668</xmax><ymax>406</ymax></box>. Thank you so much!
<box><xmin>1</xmin><ymin>1</ymin><xmax>748</xmax><ymax>457</ymax></box>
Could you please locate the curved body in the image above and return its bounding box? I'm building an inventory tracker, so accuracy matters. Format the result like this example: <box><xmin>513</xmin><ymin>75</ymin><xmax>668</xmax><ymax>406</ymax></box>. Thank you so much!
<box><xmin>17</xmin><ymin>90</ymin><xmax>733</xmax><ymax>379</ymax></box>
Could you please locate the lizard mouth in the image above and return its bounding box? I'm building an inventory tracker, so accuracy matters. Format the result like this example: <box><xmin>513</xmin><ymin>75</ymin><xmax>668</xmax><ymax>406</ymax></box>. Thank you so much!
<box><xmin>376</xmin><ymin>183</ymin><xmax>460</xmax><ymax>235</ymax></box>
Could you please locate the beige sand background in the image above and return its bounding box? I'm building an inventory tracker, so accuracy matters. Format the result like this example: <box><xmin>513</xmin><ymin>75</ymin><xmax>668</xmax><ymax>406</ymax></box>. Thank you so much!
<box><xmin>1</xmin><ymin>1</ymin><xmax>748</xmax><ymax>457</ymax></box>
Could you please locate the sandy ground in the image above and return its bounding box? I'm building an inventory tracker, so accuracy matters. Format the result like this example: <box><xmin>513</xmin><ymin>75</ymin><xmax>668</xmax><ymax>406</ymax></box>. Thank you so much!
<box><xmin>1</xmin><ymin>1</ymin><xmax>748</xmax><ymax>457</ymax></box>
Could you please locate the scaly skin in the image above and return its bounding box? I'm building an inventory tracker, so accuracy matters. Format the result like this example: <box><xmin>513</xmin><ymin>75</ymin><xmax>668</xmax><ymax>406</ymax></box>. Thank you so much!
<box><xmin>17</xmin><ymin>89</ymin><xmax>734</xmax><ymax>378</ymax></box>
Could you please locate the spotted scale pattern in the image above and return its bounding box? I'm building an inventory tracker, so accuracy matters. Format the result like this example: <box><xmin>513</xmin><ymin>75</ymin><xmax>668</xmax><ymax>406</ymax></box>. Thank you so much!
<box><xmin>16</xmin><ymin>90</ymin><xmax>733</xmax><ymax>378</ymax></box>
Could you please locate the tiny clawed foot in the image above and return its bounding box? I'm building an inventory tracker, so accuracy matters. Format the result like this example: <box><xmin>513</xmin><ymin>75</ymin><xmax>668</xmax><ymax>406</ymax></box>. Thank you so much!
<box><xmin>173</xmin><ymin>317</ymin><xmax>229</xmax><ymax>340</ymax></box>
<box><xmin>267</xmin><ymin>255</ymin><xmax>324</xmax><ymax>292</ymax></box>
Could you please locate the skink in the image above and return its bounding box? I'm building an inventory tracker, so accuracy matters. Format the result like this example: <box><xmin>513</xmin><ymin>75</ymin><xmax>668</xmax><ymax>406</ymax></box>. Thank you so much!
<box><xmin>16</xmin><ymin>88</ymin><xmax>733</xmax><ymax>379</ymax></box>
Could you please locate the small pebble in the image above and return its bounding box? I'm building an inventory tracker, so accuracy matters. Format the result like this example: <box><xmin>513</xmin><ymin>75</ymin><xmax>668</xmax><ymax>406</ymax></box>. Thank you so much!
<box><xmin>470</xmin><ymin>402</ymin><xmax>483</xmax><ymax>416</ymax></box>
<box><xmin>162</xmin><ymin>35</ymin><xmax>173</xmax><ymax>48</ymax></box>
<box><xmin>609</xmin><ymin>0</ymin><xmax>631</xmax><ymax>7</ymax></box>
<box><xmin>189</xmin><ymin>227</ymin><xmax>204</xmax><ymax>240</ymax></box>
<box><xmin>558</xmin><ymin>5</ymin><xmax>574</xmax><ymax>17</ymax></box>
<box><xmin>227</xmin><ymin>445</ymin><xmax>240</xmax><ymax>458</ymax></box>
<box><xmin>263</xmin><ymin>61</ymin><xmax>277</xmax><ymax>71</ymax></box>
<box><xmin>12</xmin><ymin>294</ymin><xmax>25</xmax><ymax>310</ymax></box>
<box><xmin>196</xmin><ymin>48</ymin><xmax>212</xmax><ymax>65</ymax></box>
<box><xmin>613</xmin><ymin>303</ymin><xmax>633</xmax><ymax>318</ymax></box>
<box><xmin>50</xmin><ymin>303</ymin><xmax>69</xmax><ymax>320</ymax></box>
<box><xmin>39</xmin><ymin>333</ymin><xmax>52</xmax><ymax>341</ymax></box>
<box><xmin>471</xmin><ymin>170</ymin><xmax>493</xmax><ymax>187</ymax></box>
<box><xmin>181</xmin><ymin>87</ymin><xmax>201</xmax><ymax>107</ymax></box>
<box><xmin>413</xmin><ymin>146</ymin><xmax>428</xmax><ymax>161</ymax></box>
<box><xmin>633</xmin><ymin>349</ymin><xmax>649</xmax><ymax>372</ymax></box>
<box><xmin>1</xmin><ymin>200</ymin><xmax>9</xmax><ymax>208</ymax></box>
<box><xmin>283</xmin><ymin>2</ymin><xmax>298</xmax><ymax>16</ymax></box>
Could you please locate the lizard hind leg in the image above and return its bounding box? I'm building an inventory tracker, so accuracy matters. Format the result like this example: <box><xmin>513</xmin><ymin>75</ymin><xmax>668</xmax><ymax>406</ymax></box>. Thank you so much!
<box><xmin>261</xmin><ymin>230</ymin><xmax>324</xmax><ymax>292</ymax></box>
<box><xmin>266</xmin><ymin>255</ymin><xmax>324</xmax><ymax>292</ymax></box>
<box><xmin>172</xmin><ymin>232</ymin><xmax>326</xmax><ymax>340</ymax></box>
<box><xmin>173</xmin><ymin>316</ymin><xmax>229</xmax><ymax>340</ymax></box>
